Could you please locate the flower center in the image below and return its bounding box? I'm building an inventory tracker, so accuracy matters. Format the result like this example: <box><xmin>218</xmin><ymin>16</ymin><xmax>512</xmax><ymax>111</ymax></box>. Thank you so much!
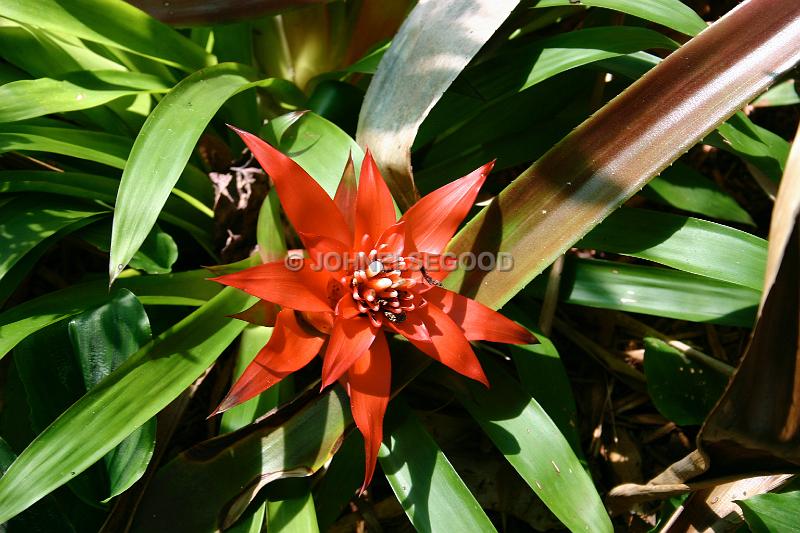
<box><xmin>346</xmin><ymin>248</ymin><xmax>419</xmax><ymax>327</ymax></box>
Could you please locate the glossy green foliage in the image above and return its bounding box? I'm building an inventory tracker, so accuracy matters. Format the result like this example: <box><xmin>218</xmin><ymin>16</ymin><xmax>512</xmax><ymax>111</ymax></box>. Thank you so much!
<box><xmin>643</xmin><ymin>338</ymin><xmax>730</xmax><ymax>426</ymax></box>
<box><xmin>379</xmin><ymin>400</ymin><xmax>497</xmax><ymax>533</ymax></box>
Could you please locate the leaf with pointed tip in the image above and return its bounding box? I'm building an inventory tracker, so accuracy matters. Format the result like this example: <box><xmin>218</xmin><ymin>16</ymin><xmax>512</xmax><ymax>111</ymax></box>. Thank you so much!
<box><xmin>533</xmin><ymin>0</ymin><xmax>707</xmax><ymax>36</ymax></box>
<box><xmin>379</xmin><ymin>399</ymin><xmax>497</xmax><ymax>533</ymax></box>
<box><xmin>579</xmin><ymin>207</ymin><xmax>766</xmax><ymax>290</ymax></box>
<box><xmin>357</xmin><ymin>0</ymin><xmax>520</xmax><ymax>210</ymax></box>
<box><xmin>109</xmin><ymin>63</ymin><xmax>299</xmax><ymax>284</ymax></box>
<box><xmin>0</xmin><ymin>70</ymin><xmax>171</xmax><ymax>122</ymax></box>
<box><xmin>452</xmin><ymin>356</ymin><xmax>612</xmax><ymax>533</ymax></box>
<box><xmin>0</xmin><ymin>269</ymin><xmax>221</xmax><ymax>360</ymax></box>
<box><xmin>444</xmin><ymin>0</ymin><xmax>800</xmax><ymax>309</ymax></box>
<box><xmin>0</xmin><ymin>287</ymin><xmax>254</xmax><ymax>524</ymax></box>
<box><xmin>130</xmin><ymin>388</ymin><xmax>350</xmax><ymax>533</ymax></box>
<box><xmin>0</xmin><ymin>0</ymin><xmax>213</xmax><ymax>70</ymax></box>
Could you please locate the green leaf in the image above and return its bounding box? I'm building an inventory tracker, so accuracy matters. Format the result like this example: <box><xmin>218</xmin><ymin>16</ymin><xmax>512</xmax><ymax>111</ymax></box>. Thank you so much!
<box><xmin>526</xmin><ymin>258</ymin><xmax>760</xmax><ymax>327</ymax></box>
<box><xmin>0</xmin><ymin>269</ymin><xmax>222</xmax><ymax>359</ymax></box>
<box><xmin>81</xmin><ymin>220</ymin><xmax>178</xmax><ymax>274</ymax></box>
<box><xmin>0</xmin><ymin>196</ymin><xmax>106</xmax><ymax>295</ymax></box>
<box><xmin>14</xmin><ymin>320</ymin><xmax>108</xmax><ymax>504</ymax></box>
<box><xmin>0</xmin><ymin>438</ymin><xmax>75</xmax><ymax>533</ymax></box>
<box><xmin>737</xmin><ymin>490</ymin><xmax>800</xmax><ymax>533</ymax></box>
<box><xmin>130</xmin><ymin>388</ymin><xmax>350</xmax><ymax>532</ymax></box>
<box><xmin>0</xmin><ymin>170</ymin><xmax>213</xmax><ymax>251</ymax></box>
<box><xmin>265</xmin><ymin>479</ymin><xmax>320</xmax><ymax>533</ymax></box>
<box><xmin>0</xmin><ymin>25</ymin><xmax>126</xmax><ymax>78</ymax></box>
<box><xmin>465</xmin><ymin>27</ymin><xmax>678</xmax><ymax>103</ymax></box>
<box><xmin>0</xmin><ymin>0</ymin><xmax>214</xmax><ymax>70</ymax></box>
<box><xmin>444</xmin><ymin>1</ymin><xmax>800</xmax><ymax>309</ymax></box>
<box><xmin>312</xmin><ymin>432</ymin><xmax>364</xmax><ymax>530</ymax></box>
<box><xmin>379</xmin><ymin>399</ymin><xmax>497</xmax><ymax>533</ymax></box>
<box><xmin>0</xmin><ymin>70</ymin><xmax>171</xmax><ymax>122</ymax></box>
<box><xmin>645</xmin><ymin>163</ymin><xmax>755</xmax><ymax>225</ymax></box>
<box><xmin>262</xmin><ymin>111</ymin><xmax>364</xmax><ymax>198</ymax></box>
<box><xmin>67</xmin><ymin>289</ymin><xmax>156</xmax><ymax>501</ymax></box>
<box><xmin>533</xmin><ymin>0</ymin><xmax>707</xmax><ymax>36</ymax></box>
<box><xmin>643</xmin><ymin>338</ymin><xmax>730</xmax><ymax>426</ymax></box>
<box><xmin>0</xmin><ymin>124</ymin><xmax>130</xmax><ymax>168</ymax></box>
<box><xmin>707</xmin><ymin>112</ymin><xmax>790</xmax><ymax>183</ymax></box>
<box><xmin>109</xmin><ymin>63</ymin><xmax>295</xmax><ymax>283</ymax></box>
<box><xmin>752</xmin><ymin>79</ymin><xmax>799</xmax><ymax>108</ymax></box>
<box><xmin>504</xmin><ymin>308</ymin><xmax>582</xmax><ymax>455</ymax></box>
<box><xmin>453</xmin><ymin>356</ymin><xmax>612</xmax><ymax>533</ymax></box>
<box><xmin>0</xmin><ymin>287</ymin><xmax>254</xmax><ymax>523</ymax></box>
<box><xmin>579</xmin><ymin>207</ymin><xmax>767</xmax><ymax>290</ymax></box>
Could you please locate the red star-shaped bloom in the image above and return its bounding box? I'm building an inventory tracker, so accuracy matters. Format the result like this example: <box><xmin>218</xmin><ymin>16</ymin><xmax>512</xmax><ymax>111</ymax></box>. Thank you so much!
<box><xmin>211</xmin><ymin>126</ymin><xmax>536</xmax><ymax>491</ymax></box>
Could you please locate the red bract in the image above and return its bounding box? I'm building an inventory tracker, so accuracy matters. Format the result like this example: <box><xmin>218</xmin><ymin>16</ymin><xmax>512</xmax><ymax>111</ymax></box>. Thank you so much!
<box><xmin>211</xmin><ymin>126</ymin><xmax>536</xmax><ymax>491</ymax></box>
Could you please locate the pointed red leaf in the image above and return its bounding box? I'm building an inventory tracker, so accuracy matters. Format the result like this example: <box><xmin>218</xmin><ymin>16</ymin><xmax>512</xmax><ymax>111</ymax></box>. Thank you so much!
<box><xmin>386</xmin><ymin>311</ymin><xmax>430</xmax><ymax>342</ymax></box>
<box><xmin>229</xmin><ymin>125</ymin><xmax>352</xmax><ymax>247</ymax></box>
<box><xmin>321</xmin><ymin>315</ymin><xmax>378</xmax><ymax>388</ymax></box>
<box><xmin>228</xmin><ymin>300</ymin><xmax>279</xmax><ymax>327</ymax></box>
<box><xmin>210</xmin><ymin>261</ymin><xmax>333</xmax><ymax>312</ymax></box>
<box><xmin>355</xmin><ymin>150</ymin><xmax>397</xmax><ymax>246</ymax></box>
<box><xmin>400</xmin><ymin>161</ymin><xmax>494</xmax><ymax>254</ymax></box>
<box><xmin>212</xmin><ymin>309</ymin><xmax>325</xmax><ymax>415</ymax></box>
<box><xmin>334</xmin><ymin>153</ymin><xmax>358</xmax><ymax>234</ymax></box>
<box><xmin>409</xmin><ymin>304</ymin><xmax>489</xmax><ymax>386</ymax></box>
<box><xmin>348</xmin><ymin>332</ymin><xmax>391</xmax><ymax>493</ymax></box>
<box><xmin>424</xmin><ymin>287</ymin><xmax>536</xmax><ymax>344</ymax></box>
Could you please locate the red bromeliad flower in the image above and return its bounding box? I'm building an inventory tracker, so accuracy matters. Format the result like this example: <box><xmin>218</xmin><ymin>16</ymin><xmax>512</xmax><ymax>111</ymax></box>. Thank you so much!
<box><xmin>211</xmin><ymin>126</ymin><xmax>536</xmax><ymax>491</ymax></box>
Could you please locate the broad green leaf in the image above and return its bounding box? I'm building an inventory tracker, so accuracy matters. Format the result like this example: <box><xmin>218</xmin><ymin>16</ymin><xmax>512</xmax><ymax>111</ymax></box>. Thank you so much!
<box><xmin>737</xmin><ymin>490</ymin><xmax>800</xmax><ymax>532</ymax></box>
<box><xmin>257</xmin><ymin>188</ymin><xmax>288</xmax><ymax>262</ymax></box>
<box><xmin>0</xmin><ymin>124</ymin><xmax>130</xmax><ymax>168</ymax></box>
<box><xmin>465</xmin><ymin>27</ymin><xmax>678</xmax><ymax>103</ymax></box>
<box><xmin>0</xmin><ymin>170</ymin><xmax>213</xmax><ymax>250</ymax></box>
<box><xmin>752</xmin><ymin>79</ymin><xmax>799</xmax><ymax>108</ymax></box>
<box><xmin>379</xmin><ymin>399</ymin><xmax>497</xmax><ymax>533</ymax></box>
<box><xmin>0</xmin><ymin>25</ymin><xmax>125</xmax><ymax>78</ymax></box>
<box><xmin>0</xmin><ymin>70</ymin><xmax>171</xmax><ymax>122</ymax></box>
<box><xmin>453</xmin><ymin>356</ymin><xmax>612</xmax><ymax>533</ymax></box>
<box><xmin>265</xmin><ymin>480</ymin><xmax>320</xmax><ymax>533</ymax></box>
<box><xmin>130</xmin><ymin>388</ymin><xmax>350</xmax><ymax>533</ymax></box>
<box><xmin>0</xmin><ymin>269</ymin><xmax>221</xmax><ymax>359</ymax></box>
<box><xmin>67</xmin><ymin>290</ymin><xmax>156</xmax><ymax>501</ymax></box>
<box><xmin>0</xmin><ymin>287</ymin><xmax>253</xmax><ymax>523</ymax></box>
<box><xmin>416</xmin><ymin>71</ymin><xmax>592</xmax><ymax>188</ymax></box>
<box><xmin>526</xmin><ymin>258</ymin><xmax>759</xmax><ymax>327</ymax></box>
<box><xmin>708</xmin><ymin>112</ymin><xmax>790</xmax><ymax>183</ymax></box>
<box><xmin>0</xmin><ymin>195</ymin><xmax>106</xmax><ymax>287</ymax></box>
<box><xmin>80</xmin><ymin>220</ymin><xmax>178</xmax><ymax>275</ymax></box>
<box><xmin>312</xmin><ymin>432</ymin><xmax>364</xmax><ymax>530</ymax></box>
<box><xmin>14</xmin><ymin>321</ymin><xmax>109</xmax><ymax>504</ymax></box>
<box><xmin>643</xmin><ymin>338</ymin><xmax>730</xmax><ymax>426</ymax></box>
<box><xmin>645</xmin><ymin>163</ymin><xmax>755</xmax><ymax>225</ymax></box>
<box><xmin>504</xmin><ymin>307</ymin><xmax>582</xmax><ymax>454</ymax></box>
<box><xmin>109</xmin><ymin>63</ymin><xmax>296</xmax><ymax>283</ymax></box>
<box><xmin>533</xmin><ymin>0</ymin><xmax>707</xmax><ymax>36</ymax></box>
<box><xmin>262</xmin><ymin>111</ymin><xmax>364</xmax><ymax>197</ymax></box>
<box><xmin>579</xmin><ymin>207</ymin><xmax>766</xmax><ymax>290</ymax></box>
<box><xmin>356</xmin><ymin>0</ymin><xmax>521</xmax><ymax>209</ymax></box>
<box><xmin>0</xmin><ymin>438</ymin><xmax>75</xmax><ymax>533</ymax></box>
<box><xmin>0</xmin><ymin>0</ymin><xmax>214</xmax><ymax>70</ymax></box>
<box><xmin>444</xmin><ymin>1</ymin><xmax>800</xmax><ymax>309</ymax></box>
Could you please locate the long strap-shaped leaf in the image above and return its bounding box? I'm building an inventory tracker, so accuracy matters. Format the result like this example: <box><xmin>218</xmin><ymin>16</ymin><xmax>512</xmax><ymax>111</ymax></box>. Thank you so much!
<box><xmin>109</xmin><ymin>64</ymin><xmax>298</xmax><ymax>284</ymax></box>
<box><xmin>356</xmin><ymin>0</ymin><xmax>520</xmax><ymax>210</ymax></box>
<box><xmin>0</xmin><ymin>0</ymin><xmax>213</xmax><ymax>70</ymax></box>
<box><xmin>444</xmin><ymin>0</ymin><xmax>800</xmax><ymax>309</ymax></box>
<box><xmin>379</xmin><ymin>399</ymin><xmax>497</xmax><ymax>533</ymax></box>
<box><xmin>0</xmin><ymin>287</ymin><xmax>254</xmax><ymax>523</ymax></box>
